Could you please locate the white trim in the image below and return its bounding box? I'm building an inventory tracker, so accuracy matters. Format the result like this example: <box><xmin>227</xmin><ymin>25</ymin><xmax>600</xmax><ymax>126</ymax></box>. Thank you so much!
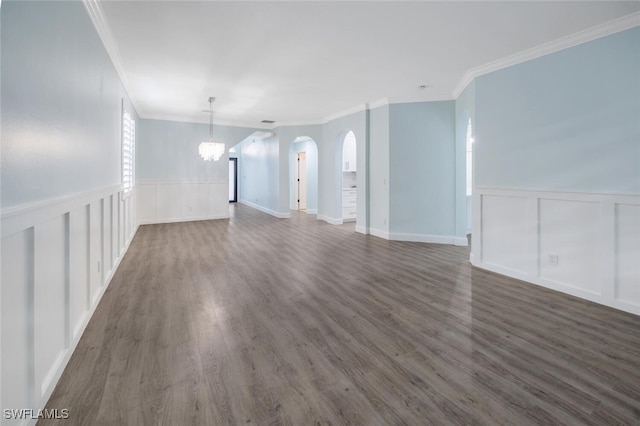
<box><xmin>239</xmin><ymin>199</ymin><xmax>291</xmax><ymax>218</ymax></box>
<box><xmin>386</xmin><ymin>94</ymin><xmax>456</xmax><ymax>105</ymax></box>
<box><xmin>137</xmin><ymin>178</ymin><xmax>227</xmax><ymax>185</ymax></box>
<box><xmin>355</xmin><ymin>225</ymin><xmax>368</xmax><ymax>235</ymax></box>
<box><xmin>317</xmin><ymin>214</ymin><xmax>343</xmax><ymax>225</ymax></box>
<box><xmin>471</xmin><ymin>256</ymin><xmax>640</xmax><ymax>317</ymax></box>
<box><xmin>367</xmin><ymin>227</ymin><xmax>464</xmax><ymax>246</ymax></box>
<box><xmin>475</xmin><ymin>186</ymin><xmax>640</xmax><ymax>203</ymax></box>
<box><xmin>454</xmin><ymin>236</ymin><xmax>469</xmax><ymax>247</ymax></box>
<box><xmin>369</xmin><ymin>227</ymin><xmax>390</xmax><ymax>240</ymax></box>
<box><xmin>273</xmin><ymin>119</ymin><xmax>325</xmax><ymax>128</ymax></box>
<box><xmin>367</xmin><ymin>98</ymin><xmax>390</xmax><ymax>110</ymax></box>
<box><xmin>35</xmin><ymin>223</ymin><xmax>139</xmax><ymax>424</ymax></box>
<box><xmin>453</xmin><ymin>12</ymin><xmax>640</xmax><ymax>98</ymax></box>
<box><xmin>306</xmin><ymin>209</ymin><xmax>318</xmax><ymax>215</ymax></box>
<box><xmin>388</xmin><ymin>232</ymin><xmax>460</xmax><ymax>245</ymax></box>
<box><xmin>1</xmin><ymin>186</ymin><xmax>138</xmax><ymax>426</ymax></box>
<box><xmin>140</xmin><ymin>113</ymin><xmax>273</xmax><ymax>130</ymax></box>
<box><xmin>472</xmin><ymin>187</ymin><xmax>640</xmax><ymax>317</ymax></box>
<box><xmin>322</xmin><ymin>103</ymin><xmax>367</xmax><ymax>123</ymax></box>
<box><xmin>82</xmin><ymin>0</ymin><xmax>138</xmax><ymax>114</ymax></box>
<box><xmin>138</xmin><ymin>215</ymin><xmax>228</xmax><ymax>225</ymax></box>
<box><xmin>1</xmin><ymin>185</ymin><xmax>123</xmax><ymax>238</ymax></box>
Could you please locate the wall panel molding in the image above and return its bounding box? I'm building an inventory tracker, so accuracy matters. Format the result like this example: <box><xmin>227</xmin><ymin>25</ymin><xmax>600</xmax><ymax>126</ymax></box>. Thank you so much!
<box><xmin>472</xmin><ymin>187</ymin><xmax>640</xmax><ymax>316</ymax></box>
<box><xmin>137</xmin><ymin>180</ymin><xmax>230</xmax><ymax>224</ymax></box>
<box><xmin>1</xmin><ymin>187</ymin><xmax>138</xmax><ymax>425</ymax></box>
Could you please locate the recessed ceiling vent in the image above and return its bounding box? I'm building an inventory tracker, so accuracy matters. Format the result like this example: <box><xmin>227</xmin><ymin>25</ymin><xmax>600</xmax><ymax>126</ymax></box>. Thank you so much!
<box><xmin>261</xmin><ymin>119</ymin><xmax>275</xmax><ymax>124</ymax></box>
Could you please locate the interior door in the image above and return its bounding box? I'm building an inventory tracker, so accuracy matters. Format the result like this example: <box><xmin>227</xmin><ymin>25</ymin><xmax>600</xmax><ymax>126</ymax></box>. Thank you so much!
<box><xmin>229</xmin><ymin>158</ymin><xmax>237</xmax><ymax>202</ymax></box>
<box><xmin>298</xmin><ymin>152</ymin><xmax>307</xmax><ymax>210</ymax></box>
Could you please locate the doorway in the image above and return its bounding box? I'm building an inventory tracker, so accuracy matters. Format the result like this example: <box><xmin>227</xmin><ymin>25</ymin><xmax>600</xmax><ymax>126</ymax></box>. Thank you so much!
<box><xmin>289</xmin><ymin>136</ymin><xmax>318</xmax><ymax>213</ymax></box>
<box><xmin>297</xmin><ymin>152</ymin><xmax>307</xmax><ymax>210</ymax></box>
<box><xmin>466</xmin><ymin>118</ymin><xmax>473</xmax><ymax>235</ymax></box>
<box><xmin>341</xmin><ymin>131</ymin><xmax>357</xmax><ymax>222</ymax></box>
<box><xmin>229</xmin><ymin>157</ymin><xmax>237</xmax><ymax>203</ymax></box>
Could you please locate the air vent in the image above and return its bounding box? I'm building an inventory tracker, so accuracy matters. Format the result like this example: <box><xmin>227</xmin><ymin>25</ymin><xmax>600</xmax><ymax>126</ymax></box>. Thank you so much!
<box><xmin>261</xmin><ymin>119</ymin><xmax>275</xmax><ymax>124</ymax></box>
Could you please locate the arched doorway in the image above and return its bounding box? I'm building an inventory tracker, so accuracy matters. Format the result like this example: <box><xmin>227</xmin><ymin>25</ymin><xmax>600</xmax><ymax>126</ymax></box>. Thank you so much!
<box><xmin>466</xmin><ymin>118</ymin><xmax>474</xmax><ymax>235</ymax></box>
<box><xmin>341</xmin><ymin>131</ymin><xmax>357</xmax><ymax>222</ymax></box>
<box><xmin>289</xmin><ymin>136</ymin><xmax>318</xmax><ymax>214</ymax></box>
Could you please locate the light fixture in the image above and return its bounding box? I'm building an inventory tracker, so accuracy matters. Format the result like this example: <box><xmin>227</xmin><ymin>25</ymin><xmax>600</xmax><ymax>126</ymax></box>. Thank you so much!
<box><xmin>199</xmin><ymin>96</ymin><xmax>225</xmax><ymax>161</ymax></box>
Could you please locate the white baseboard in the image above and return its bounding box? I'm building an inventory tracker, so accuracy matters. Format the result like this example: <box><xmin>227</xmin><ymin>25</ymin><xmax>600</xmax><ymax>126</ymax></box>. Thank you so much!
<box><xmin>355</xmin><ymin>225</ymin><xmax>368</xmax><ymax>235</ymax></box>
<box><xmin>239</xmin><ymin>199</ymin><xmax>291</xmax><ymax>218</ymax></box>
<box><xmin>138</xmin><ymin>215</ymin><xmax>229</xmax><ymax>225</ymax></box>
<box><xmin>369</xmin><ymin>227</ymin><xmax>389</xmax><ymax>239</ymax></box>
<box><xmin>473</xmin><ymin>187</ymin><xmax>640</xmax><ymax>316</ymax></box>
<box><xmin>454</xmin><ymin>236</ymin><xmax>469</xmax><ymax>246</ymax></box>
<box><xmin>317</xmin><ymin>214</ymin><xmax>343</xmax><ymax>225</ymax></box>
<box><xmin>1</xmin><ymin>186</ymin><xmax>139</xmax><ymax>426</ymax></box>
<box><xmin>389</xmin><ymin>232</ymin><xmax>460</xmax><ymax>245</ymax></box>
<box><xmin>306</xmin><ymin>209</ymin><xmax>318</xmax><ymax>215</ymax></box>
<box><xmin>368</xmin><ymin>228</ymin><xmax>464</xmax><ymax>246</ymax></box>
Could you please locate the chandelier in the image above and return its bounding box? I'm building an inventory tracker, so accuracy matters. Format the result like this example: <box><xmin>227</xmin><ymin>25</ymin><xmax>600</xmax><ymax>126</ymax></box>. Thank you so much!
<box><xmin>199</xmin><ymin>97</ymin><xmax>225</xmax><ymax>161</ymax></box>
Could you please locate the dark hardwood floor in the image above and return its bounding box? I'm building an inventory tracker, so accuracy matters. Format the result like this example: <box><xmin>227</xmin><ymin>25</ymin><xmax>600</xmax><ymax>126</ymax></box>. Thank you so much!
<box><xmin>42</xmin><ymin>204</ymin><xmax>640</xmax><ymax>425</ymax></box>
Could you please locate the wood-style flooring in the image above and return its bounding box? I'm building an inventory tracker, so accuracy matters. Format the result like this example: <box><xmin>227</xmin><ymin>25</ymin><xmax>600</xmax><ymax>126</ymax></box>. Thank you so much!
<box><xmin>43</xmin><ymin>204</ymin><xmax>640</xmax><ymax>425</ymax></box>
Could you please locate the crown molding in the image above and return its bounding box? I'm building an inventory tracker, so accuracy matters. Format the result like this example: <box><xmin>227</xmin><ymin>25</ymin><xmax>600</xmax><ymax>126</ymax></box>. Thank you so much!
<box><xmin>82</xmin><ymin>0</ymin><xmax>140</xmax><ymax>116</ymax></box>
<box><xmin>386</xmin><ymin>94</ymin><xmax>454</xmax><ymax>105</ymax></box>
<box><xmin>140</xmin><ymin>113</ymin><xmax>273</xmax><ymax>130</ymax></box>
<box><xmin>453</xmin><ymin>11</ymin><xmax>640</xmax><ymax>98</ymax></box>
<box><xmin>322</xmin><ymin>103</ymin><xmax>368</xmax><ymax>123</ymax></box>
<box><xmin>270</xmin><ymin>120</ymin><xmax>324</xmax><ymax>128</ymax></box>
<box><xmin>367</xmin><ymin>98</ymin><xmax>390</xmax><ymax>110</ymax></box>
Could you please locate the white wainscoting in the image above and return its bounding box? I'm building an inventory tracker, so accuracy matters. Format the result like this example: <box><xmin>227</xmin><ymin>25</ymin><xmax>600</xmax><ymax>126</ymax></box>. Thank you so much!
<box><xmin>1</xmin><ymin>186</ymin><xmax>138</xmax><ymax>426</ymax></box>
<box><xmin>472</xmin><ymin>187</ymin><xmax>640</xmax><ymax>316</ymax></box>
<box><xmin>137</xmin><ymin>180</ymin><xmax>230</xmax><ymax>224</ymax></box>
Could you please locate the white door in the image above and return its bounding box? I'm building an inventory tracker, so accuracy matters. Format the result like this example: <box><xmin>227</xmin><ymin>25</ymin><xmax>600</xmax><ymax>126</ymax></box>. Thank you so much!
<box><xmin>298</xmin><ymin>152</ymin><xmax>307</xmax><ymax>210</ymax></box>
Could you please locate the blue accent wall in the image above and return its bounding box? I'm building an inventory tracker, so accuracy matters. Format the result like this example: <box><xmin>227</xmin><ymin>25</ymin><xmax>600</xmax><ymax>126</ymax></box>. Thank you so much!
<box><xmin>475</xmin><ymin>27</ymin><xmax>640</xmax><ymax>193</ymax></box>
<box><xmin>369</xmin><ymin>105</ymin><xmax>390</xmax><ymax>233</ymax></box>
<box><xmin>389</xmin><ymin>101</ymin><xmax>456</xmax><ymax>236</ymax></box>
<box><xmin>1</xmin><ymin>0</ymin><xmax>138</xmax><ymax>208</ymax></box>
<box><xmin>239</xmin><ymin>135</ymin><xmax>280</xmax><ymax>212</ymax></box>
<box><xmin>137</xmin><ymin>119</ymin><xmax>258</xmax><ymax>181</ymax></box>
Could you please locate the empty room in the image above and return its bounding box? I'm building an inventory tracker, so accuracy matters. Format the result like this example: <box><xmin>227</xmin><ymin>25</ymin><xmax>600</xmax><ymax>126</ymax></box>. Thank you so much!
<box><xmin>2</xmin><ymin>1</ymin><xmax>640</xmax><ymax>425</ymax></box>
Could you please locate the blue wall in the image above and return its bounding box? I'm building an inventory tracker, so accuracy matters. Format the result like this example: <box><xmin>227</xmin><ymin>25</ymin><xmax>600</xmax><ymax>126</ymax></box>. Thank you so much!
<box><xmin>474</xmin><ymin>27</ymin><xmax>640</xmax><ymax>193</ymax></box>
<box><xmin>1</xmin><ymin>0</ymin><xmax>138</xmax><ymax>208</ymax></box>
<box><xmin>137</xmin><ymin>119</ymin><xmax>257</xmax><ymax>181</ymax></box>
<box><xmin>238</xmin><ymin>135</ymin><xmax>280</xmax><ymax>213</ymax></box>
<box><xmin>389</xmin><ymin>101</ymin><xmax>456</xmax><ymax>236</ymax></box>
<box><xmin>369</xmin><ymin>105</ymin><xmax>390</xmax><ymax>234</ymax></box>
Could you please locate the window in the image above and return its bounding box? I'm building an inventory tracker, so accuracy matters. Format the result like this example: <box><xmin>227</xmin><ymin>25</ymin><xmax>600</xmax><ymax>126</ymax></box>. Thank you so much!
<box><xmin>122</xmin><ymin>104</ymin><xmax>135</xmax><ymax>198</ymax></box>
<box><xmin>466</xmin><ymin>118</ymin><xmax>473</xmax><ymax>197</ymax></box>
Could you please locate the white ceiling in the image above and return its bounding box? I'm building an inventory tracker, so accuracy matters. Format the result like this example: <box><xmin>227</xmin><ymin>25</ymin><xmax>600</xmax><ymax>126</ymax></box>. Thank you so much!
<box><xmin>96</xmin><ymin>1</ymin><xmax>640</xmax><ymax>127</ymax></box>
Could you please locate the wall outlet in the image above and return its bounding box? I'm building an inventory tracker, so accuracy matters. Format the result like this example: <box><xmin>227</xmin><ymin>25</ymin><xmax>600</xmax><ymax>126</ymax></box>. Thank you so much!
<box><xmin>548</xmin><ymin>253</ymin><xmax>559</xmax><ymax>266</ymax></box>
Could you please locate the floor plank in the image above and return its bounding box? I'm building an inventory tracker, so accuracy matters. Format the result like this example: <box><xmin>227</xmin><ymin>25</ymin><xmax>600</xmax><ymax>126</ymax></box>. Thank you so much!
<box><xmin>42</xmin><ymin>204</ymin><xmax>640</xmax><ymax>425</ymax></box>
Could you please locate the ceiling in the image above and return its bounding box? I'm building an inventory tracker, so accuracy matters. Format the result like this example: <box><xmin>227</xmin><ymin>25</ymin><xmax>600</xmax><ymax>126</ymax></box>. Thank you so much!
<box><xmin>96</xmin><ymin>1</ymin><xmax>640</xmax><ymax>127</ymax></box>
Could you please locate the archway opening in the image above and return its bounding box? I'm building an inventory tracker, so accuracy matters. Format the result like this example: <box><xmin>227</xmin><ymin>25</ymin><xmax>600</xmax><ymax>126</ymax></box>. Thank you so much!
<box><xmin>466</xmin><ymin>118</ymin><xmax>474</xmax><ymax>236</ymax></box>
<box><xmin>341</xmin><ymin>131</ymin><xmax>357</xmax><ymax>223</ymax></box>
<box><xmin>289</xmin><ymin>136</ymin><xmax>318</xmax><ymax>214</ymax></box>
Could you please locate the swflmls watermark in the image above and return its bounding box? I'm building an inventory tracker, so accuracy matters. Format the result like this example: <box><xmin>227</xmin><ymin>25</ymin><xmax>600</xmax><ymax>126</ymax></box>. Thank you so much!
<box><xmin>3</xmin><ymin>408</ymin><xmax>69</xmax><ymax>420</ymax></box>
